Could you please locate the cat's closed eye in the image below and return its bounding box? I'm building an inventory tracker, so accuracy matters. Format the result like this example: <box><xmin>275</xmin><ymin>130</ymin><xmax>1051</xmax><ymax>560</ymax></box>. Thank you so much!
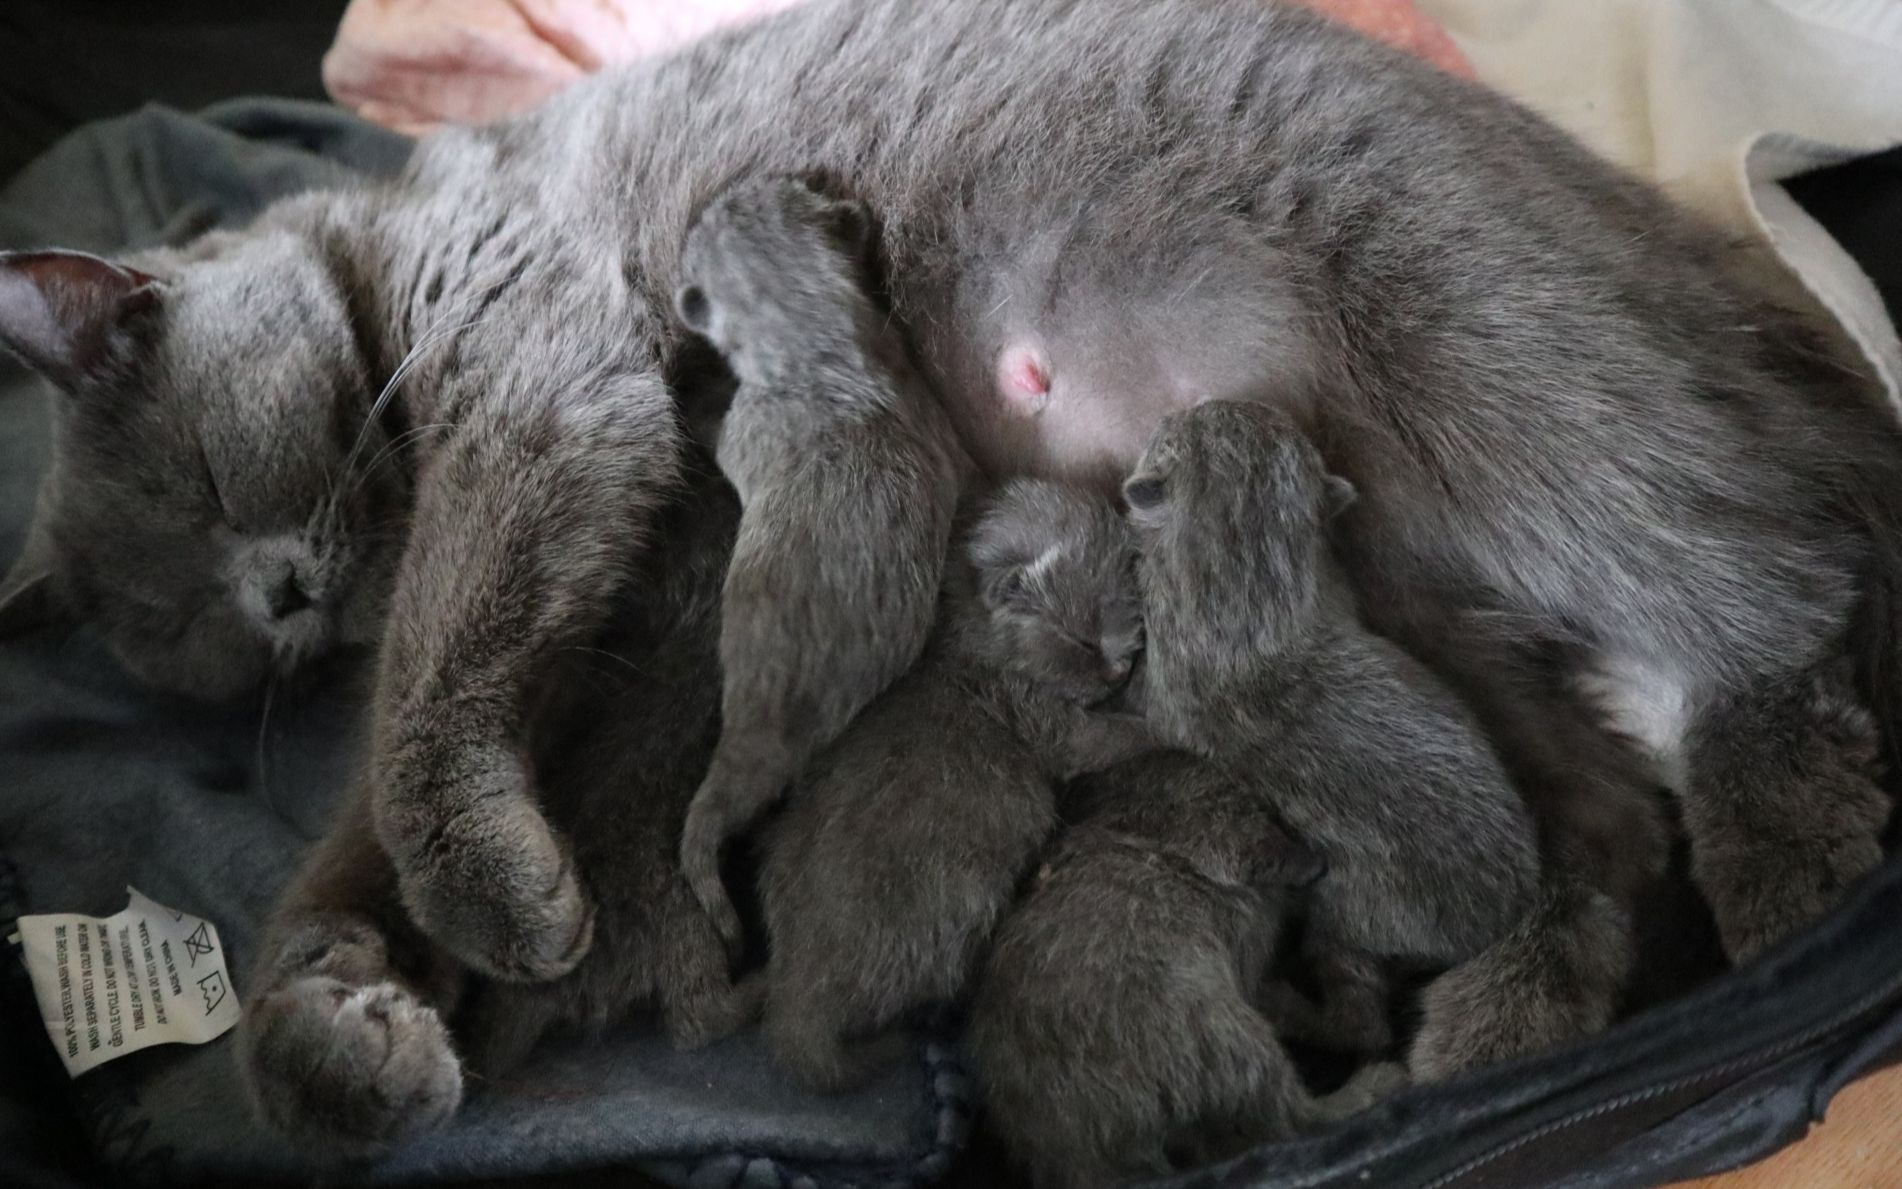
<box><xmin>199</xmin><ymin>447</ymin><xmax>241</xmax><ymax>531</ymax></box>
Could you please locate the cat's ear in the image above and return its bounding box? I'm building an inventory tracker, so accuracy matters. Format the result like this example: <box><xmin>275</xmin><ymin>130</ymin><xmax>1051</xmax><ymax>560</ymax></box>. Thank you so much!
<box><xmin>0</xmin><ymin>507</ymin><xmax>77</xmax><ymax>638</ymax></box>
<box><xmin>819</xmin><ymin>198</ymin><xmax>873</xmax><ymax>256</ymax></box>
<box><xmin>675</xmin><ymin>285</ymin><xmax>712</xmax><ymax>334</ymax></box>
<box><xmin>0</xmin><ymin>249</ymin><xmax>162</xmax><ymax>391</ymax></box>
<box><xmin>1323</xmin><ymin>475</ymin><xmax>1358</xmax><ymax>519</ymax></box>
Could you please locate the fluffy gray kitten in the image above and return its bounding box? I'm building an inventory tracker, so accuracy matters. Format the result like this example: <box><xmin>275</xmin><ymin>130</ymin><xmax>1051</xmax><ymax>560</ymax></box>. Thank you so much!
<box><xmin>970</xmin><ymin>750</ymin><xmax>1402</xmax><ymax>1189</ymax></box>
<box><xmin>0</xmin><ymin>0</ymin><xmax>1896</xmax><ymax>1152</ymax></box>
<box><xmin>756</xmin><ymin>477</ymin><xmax>1148</xmax><ymax>1090</ymax></box>
<box><xmin>673</xmin><ymin>176</ymin><xmax>969</xmax><ymax>950</ymax></box>
<box><xmin>1127</xmin><ymin>399</ymin><xmax>1540</xmax><ymax>968</ymax></box>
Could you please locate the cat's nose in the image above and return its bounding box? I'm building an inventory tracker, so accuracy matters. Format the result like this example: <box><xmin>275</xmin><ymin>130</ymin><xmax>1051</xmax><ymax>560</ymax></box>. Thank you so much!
<box><xmin>265</xmin><ymin>574</ymin><xmax>313</xmax><ymax>620</ymax></box>
<box><xmin>1101</xmin><ymin>655</ymin><xmax>1133</xmax><ymax>688</ymax></box>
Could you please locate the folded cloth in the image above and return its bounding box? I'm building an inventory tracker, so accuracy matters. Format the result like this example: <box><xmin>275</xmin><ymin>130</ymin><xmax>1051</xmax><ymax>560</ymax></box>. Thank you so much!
<box><xmin>0</xmin><ymin>99</ymin><xmax>968</xmax><ymax>1189</ymax></box>
<box><xmin>1420</xmin><ymin>0</ymin><xmax>1902</xmax><ymax>408</ymax></box>
<box><xmin>320</xmin><ymin>0</ymin><xmax>1472</xmax><ymax>135</ymax></box>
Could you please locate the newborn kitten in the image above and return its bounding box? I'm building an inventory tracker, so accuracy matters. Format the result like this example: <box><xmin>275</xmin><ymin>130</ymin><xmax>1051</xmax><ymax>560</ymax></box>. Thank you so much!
<box><xmin>970</xmin><ymin>750</ymin><xmax>1402</xmax><ymax>1189</ymax></box>
<box><xmin>1125</xmin><ymin>399</ymin><xmax>1539</xmax><ymax>970</ymax></box>
<box><xmin>673</xmin><ymin>175</ymin><xmax>969</xmax><ymax>950</ymax></box>
<box><xmin>754</xmin><ymin>478</ymin><xmax>1148</xmax><ymax>1090</ymax></box>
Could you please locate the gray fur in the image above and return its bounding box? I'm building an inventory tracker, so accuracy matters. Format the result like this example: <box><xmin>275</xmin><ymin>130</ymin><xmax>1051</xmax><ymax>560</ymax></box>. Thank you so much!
<box><xmin>755</xmin><ymin>478</ymin><xmax>1149</xmax><ymax>1090</ymax></box>
<box><xmin>240</xmin><ymin>455</ymin><xmax>758</xmax><ymax>1153</ymax></box>
<box><xmin>0</xmin><ymin>0</ymin><xmax>1894</xmax><ymax>1149</ymax></box>
<box><xmin>1408</xmin><ymin>872</ymin><xmax>1634</xmax><ymax>1081</ymax></box>
<box><xmin>674</xmin><ymin>176</ymin><xmax>970</xmax><ymax>950</ymax></box>
<box><xmin>969</xmin><ymin>750</ymin><xmax>1401</xmax><ymax>1189</ymax></box>
<box><xmin>1128</xmin><ymin>400</ymin><xmax>1540</xmax><ymax>966</ymax></box>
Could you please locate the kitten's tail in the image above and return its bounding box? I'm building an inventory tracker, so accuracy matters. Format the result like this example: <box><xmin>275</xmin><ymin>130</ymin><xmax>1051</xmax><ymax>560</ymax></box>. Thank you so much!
<box><xmin>680</xmin><ymin>750</ymin><xmax>791</xmax><ymax>954</ymax></box>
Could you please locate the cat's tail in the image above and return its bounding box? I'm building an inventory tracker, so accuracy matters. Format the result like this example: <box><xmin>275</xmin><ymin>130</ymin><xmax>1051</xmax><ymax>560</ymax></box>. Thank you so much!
<box><xmin>680</xmin><ymin>748</ymin><xmax>792</xmax><ymax>955</ymax></box>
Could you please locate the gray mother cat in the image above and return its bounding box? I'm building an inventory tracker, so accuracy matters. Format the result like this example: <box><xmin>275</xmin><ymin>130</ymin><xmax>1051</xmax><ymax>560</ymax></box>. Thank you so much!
<box><xmin>0</xmin><ymin>0</ymin><xmax>1896</xmax><ymax>1154</ymax></box>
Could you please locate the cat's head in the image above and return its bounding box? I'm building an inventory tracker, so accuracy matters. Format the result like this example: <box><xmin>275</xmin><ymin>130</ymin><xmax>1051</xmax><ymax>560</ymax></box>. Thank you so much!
<box><xmin>965</xmin><ymin>478</ymin><xmax>1144</xmax><ymax>706</ymax></box>
<box><xmin>673</xmin><ymin>175</ymin><xmax>875</xmax><ymax>367</ymax></box>
<box><xmin>1121</xmin><ymin>399</ymin><xmax>1354</xmax><ymax>642</ymax></box>
<box><xmin>0</xmin><ymin>226</ymin><xmax>406</xmax><ymax>698</ymax></box>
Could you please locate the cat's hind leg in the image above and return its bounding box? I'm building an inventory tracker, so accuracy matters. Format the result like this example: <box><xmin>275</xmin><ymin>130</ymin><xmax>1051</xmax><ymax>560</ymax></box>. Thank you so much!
<box><xmin>1682</xmin><ymin>663</ymin><xmax>1890</xmax><ymax>962</ymax></box>
<box><xmin>239</xmin><ymin>787</ymin><xmax>466</xmax><ymax>1157</ymax></box>
<box><xmin>1408</xmin><ymin>874</ymin><xmax>1632</xmax><ymax>1080</ymax></box>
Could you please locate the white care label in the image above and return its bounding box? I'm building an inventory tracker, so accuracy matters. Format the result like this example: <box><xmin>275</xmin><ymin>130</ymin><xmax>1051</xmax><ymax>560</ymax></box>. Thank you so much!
<box><xmin>8</xmin><ymin>887</ymin><xmax>241</xmax><ymax>1076</ymax></box>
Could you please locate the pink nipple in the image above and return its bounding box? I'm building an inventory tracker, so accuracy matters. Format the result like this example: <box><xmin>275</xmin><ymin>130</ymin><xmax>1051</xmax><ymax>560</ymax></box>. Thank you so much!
<box><xmin>999</xmin><ymin>347</ymin><xmax>1051</xmax><ymax>403</ymax></box>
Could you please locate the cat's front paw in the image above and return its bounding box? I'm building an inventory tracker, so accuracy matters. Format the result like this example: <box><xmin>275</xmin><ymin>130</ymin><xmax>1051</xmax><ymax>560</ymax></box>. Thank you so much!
<box><xmin>241</xmin><ymin>976</ymin><xmax>463</xmax><ymax>1158</ymax></box>
<box><xmin>380</xmin><ymin>746</ymin><xmax>596</xmax><ymax>982</ymax></box>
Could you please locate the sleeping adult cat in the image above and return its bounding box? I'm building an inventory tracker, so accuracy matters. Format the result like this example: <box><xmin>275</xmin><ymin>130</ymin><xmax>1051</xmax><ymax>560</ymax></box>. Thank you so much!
<box><xmin>0</xmin><ymin>0</ymin><xmax>1896</xmax><ymax>1154</ymax></box>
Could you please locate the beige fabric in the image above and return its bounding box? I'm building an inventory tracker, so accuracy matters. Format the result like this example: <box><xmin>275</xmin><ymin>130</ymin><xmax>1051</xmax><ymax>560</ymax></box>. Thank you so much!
<box><xmin>1421</xmin><ymin>0</ymin><xmax>1902</xmax><ymax>404</ymax></box>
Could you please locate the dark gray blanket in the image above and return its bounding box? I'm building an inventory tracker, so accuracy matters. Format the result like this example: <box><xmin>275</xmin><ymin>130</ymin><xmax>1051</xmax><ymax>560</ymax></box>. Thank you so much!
<box><xmin>0</xmin><ymin>100</ymin><xmax>968</xmax><ymax>1189</ymax></box>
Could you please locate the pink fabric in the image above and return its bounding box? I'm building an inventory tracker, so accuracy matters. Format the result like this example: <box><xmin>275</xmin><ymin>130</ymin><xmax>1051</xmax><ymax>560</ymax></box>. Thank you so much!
<box><xmin>324</xmin><ymin>0</ymin><xmax>1471</xmax><ymax>135</ymax></box>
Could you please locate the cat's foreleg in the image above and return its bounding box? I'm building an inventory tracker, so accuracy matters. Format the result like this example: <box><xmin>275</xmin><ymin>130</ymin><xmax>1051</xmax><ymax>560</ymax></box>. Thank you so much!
<box><xmin>370</xmin><ymin>375</ymin><xmax>683</xmax><ymax>982</ymax></box>
<box><xmin>239</xmin><ymin>782</ymin><xmax>468</xmax><ymax>1156</ymax></box>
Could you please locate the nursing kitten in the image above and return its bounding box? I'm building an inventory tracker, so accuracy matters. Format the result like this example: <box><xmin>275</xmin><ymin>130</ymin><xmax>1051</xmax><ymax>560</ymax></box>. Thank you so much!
<box><xmin>673</xmin><ymin>176</ymin><xmax>969</xmax><ymax>951</ymax></box>
<box><xmin>1125</xmin><ymin>399</ymin><xmax>1539</xmax><ymax>969</ymax></box>
<box><xmin>240</xmin><ymin>450</ymin><xmax>757</xmax><ymax>1154</ymax></box>
<box><xmin>970</xmin><ymin>750</ymin><xmax>1402</xmax><ymax>1189</ymax></box>
<box><xmin>4</xmin><ymin>0</ymin><xmax>1898</xmax><ymax>1154</ymax></box>
<box><xmin>756</xmin><ymin>478</ymin><xmax>1148</xmax><ymax>1089</ymax></box>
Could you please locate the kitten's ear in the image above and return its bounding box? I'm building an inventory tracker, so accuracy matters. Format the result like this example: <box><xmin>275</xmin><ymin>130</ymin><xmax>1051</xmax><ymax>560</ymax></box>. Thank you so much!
<box><xmin>1122</xmin><ymin>473</ymin><xmax>1169</xmax><ymax>524</ymax></box>
<box><xmin>0</xmin><ymin>250</ymin><xmax>161</xmax><ymax>391</ymax></box>
<box><xmin>675</xmin><ymin>285</ymin><xmax>712</xmax><ymax>334</ymax></box>
<box><xmin>1323</xmin><ymin>475</ymin><xmax>1358</xmax><ymax>519</ymax></box>
<box><xmin>980</xmin><ymin>564</ymin><xmax>1030</xmax><ymax>612</ymax></box>
<box><xmin>819</xmin><ymin>198</ymin><xmax>873</xmax><ymax>256</ymax></box>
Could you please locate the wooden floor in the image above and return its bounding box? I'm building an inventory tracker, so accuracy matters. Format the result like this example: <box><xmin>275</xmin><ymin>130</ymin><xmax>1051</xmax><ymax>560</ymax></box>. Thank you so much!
<box><xmin>1670</xmin><ymin>1065</ymin><xmax>1902</xmax><ymax>1188</ymax></box>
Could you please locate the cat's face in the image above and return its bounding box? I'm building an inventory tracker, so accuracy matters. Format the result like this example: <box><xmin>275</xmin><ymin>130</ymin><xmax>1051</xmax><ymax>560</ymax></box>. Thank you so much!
<box><xmin>0</xmin><ymin>236</ymin><xmax>406</xmax><ymax>698</ymax></box>
<box><xmin>967</xmin><ymin>478</ymin><xmax>1144</xmax><ymax>706</ymax></box>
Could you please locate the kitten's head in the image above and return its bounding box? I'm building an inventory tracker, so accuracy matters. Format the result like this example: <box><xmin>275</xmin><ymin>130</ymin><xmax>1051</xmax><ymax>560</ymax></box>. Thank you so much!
<box><xmin>0</xmin><ymin>225</ymin><xmax>406</xmax><ymax>698</ymax></box>
<box><xmin>965</xmin><ymin>478</ymin><xmax>1144</xmax><ymax>706</ymax></box>
<box><xmin>673</xmin><ymin>175</ymin><xmax>875</xmax><ymax>367</ymax></box>
<box><xmin>1121</xmin><ymin>399</ymin><xmax>1354</xmax><ymax>637</ymax></box>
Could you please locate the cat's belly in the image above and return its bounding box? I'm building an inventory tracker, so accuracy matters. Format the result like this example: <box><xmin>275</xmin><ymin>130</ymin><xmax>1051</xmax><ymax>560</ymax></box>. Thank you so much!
<box><xmin>907</xmin><ymin>239</ymin><xmax>1328</xmax><ymax>489</ymax></box>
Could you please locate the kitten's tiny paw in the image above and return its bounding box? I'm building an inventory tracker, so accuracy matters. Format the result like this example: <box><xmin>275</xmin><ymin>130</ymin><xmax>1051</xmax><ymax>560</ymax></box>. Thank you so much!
<box><xmin>389</xmin><ymin>760</ymin><xmax>596</xmax><ymax>982</ymax></box>
<box><xmin>242</xmin><ymin>976</ymin><xmax>462</xmax><ymax>1157</ymax></box>
<box><xmin>1341</xmin><ymin>1061</ymin><xmax>1410</xmax><ymax>1104</ymax></box>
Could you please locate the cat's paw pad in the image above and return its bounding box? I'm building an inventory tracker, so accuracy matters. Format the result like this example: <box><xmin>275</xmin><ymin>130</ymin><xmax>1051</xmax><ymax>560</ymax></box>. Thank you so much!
<box><xmin>241</xmin><ymin>976</ymin><xmax>462</xmax><ymax>1158</ymax></box>
<box><xmin>394</xmin><ymin>788</ymin><xmax>596</xmax><ymax>982</ymax></box>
